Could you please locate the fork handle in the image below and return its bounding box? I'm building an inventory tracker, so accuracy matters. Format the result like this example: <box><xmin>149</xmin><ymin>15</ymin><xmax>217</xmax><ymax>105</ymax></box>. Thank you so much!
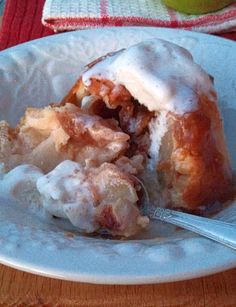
<box><xmin>151</xmin><ymin>208</ymin><xmax>236</xmax><ymax>250</ymax></box>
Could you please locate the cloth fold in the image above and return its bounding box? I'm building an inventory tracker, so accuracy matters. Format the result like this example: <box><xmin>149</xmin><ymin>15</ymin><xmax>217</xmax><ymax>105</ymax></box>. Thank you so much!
<box><xmin>0</xmin><ymin>0</ymin><xmax>235</xmax><ymax>51</ymax></box>
<box><xmin>42</xmin><ymin>0</ymin><xmax>236</xmax><ymax>33</ymax></box>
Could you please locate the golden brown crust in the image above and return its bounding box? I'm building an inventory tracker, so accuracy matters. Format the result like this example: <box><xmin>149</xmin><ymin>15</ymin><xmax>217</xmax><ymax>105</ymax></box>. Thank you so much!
<box><xmin>178</xmin><ymin>97</ymin><xmax>234</xmax><ymax>207</ymax></box>
<box><xmin>157</xmin><ymin>96</ymin><xmax>235</xmax><ymax>210</ymax></box>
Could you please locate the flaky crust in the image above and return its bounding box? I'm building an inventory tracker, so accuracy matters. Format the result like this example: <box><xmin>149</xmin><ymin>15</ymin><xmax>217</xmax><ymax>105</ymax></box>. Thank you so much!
<box><xmin>0</xmin><ymin>103</ymin><xmax>129</xmax><ymax>172</ymax></box>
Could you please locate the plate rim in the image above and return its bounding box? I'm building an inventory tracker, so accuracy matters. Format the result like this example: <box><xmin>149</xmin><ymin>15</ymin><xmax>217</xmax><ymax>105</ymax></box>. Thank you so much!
<box><xmin>1</xmin><ymin>26</ymin><xmax>236</xmax><ymax>54</ymax></box>
<box><xmin>0</xmin><ymin>26</ymin><xmax>236</xmax><ymax>284</ymax></box>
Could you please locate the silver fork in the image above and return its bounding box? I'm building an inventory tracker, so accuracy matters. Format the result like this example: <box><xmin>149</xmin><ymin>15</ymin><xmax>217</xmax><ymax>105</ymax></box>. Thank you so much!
<box><xmin>145</xmin><ymin>205</ymin><xmax>236</xmax><ymax>250</ymax></box>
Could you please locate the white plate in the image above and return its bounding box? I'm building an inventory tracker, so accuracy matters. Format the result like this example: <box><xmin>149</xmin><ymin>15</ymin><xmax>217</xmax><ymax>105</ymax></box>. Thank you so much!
<box><xmin>0</xmin><ymin>27</ymin><xmax>236</xmax><ymax>284</ymax></box>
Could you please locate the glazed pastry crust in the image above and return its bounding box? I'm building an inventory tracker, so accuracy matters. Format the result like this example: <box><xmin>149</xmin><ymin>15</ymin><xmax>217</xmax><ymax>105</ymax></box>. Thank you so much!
<box><xmin>158</xmin><ymin>95</ymin><xmax>234</xmax><ymax>210</ymax></box>
<box><xmin>62</xmin><ymin>64</ymin><xmax>235</xmax><ymax>211</ymax></box>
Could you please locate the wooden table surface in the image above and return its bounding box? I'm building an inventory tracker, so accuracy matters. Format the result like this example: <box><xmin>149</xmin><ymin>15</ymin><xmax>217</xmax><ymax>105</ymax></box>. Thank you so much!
<box><xmin>0</xmin><ymin>264</ymin><xmax>236</xmax><ymax>306</ymax></box>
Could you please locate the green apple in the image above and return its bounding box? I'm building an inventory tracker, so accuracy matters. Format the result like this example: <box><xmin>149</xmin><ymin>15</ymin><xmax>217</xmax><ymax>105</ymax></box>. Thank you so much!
<box><xmin>163</xmin><ymin>0</ymin><xmax>234</xmax><ymax>14</ymax></box>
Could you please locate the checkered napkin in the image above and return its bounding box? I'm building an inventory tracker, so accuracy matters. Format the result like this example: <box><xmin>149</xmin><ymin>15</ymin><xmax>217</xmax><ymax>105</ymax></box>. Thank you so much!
<box><xmin>42</xmin><ymin>0</ymin><xmax>236</xmax><ymax>33</ymax></box>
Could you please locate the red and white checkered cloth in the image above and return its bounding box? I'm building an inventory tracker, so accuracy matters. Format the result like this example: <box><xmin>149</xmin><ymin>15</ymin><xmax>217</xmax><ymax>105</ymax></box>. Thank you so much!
<box><xmin>42</xmin><ymin>0</ymin><xmax>236</xmax><ymax>34</ymax></box>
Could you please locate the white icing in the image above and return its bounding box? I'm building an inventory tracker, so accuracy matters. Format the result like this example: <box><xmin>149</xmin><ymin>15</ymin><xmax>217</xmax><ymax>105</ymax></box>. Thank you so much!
<box><xmin>148</xmin><ymin>111</ymin><xmax>168</xmax><ymax>170</ymax></box>
<box><xmin>82</xmin><ymin>39</ymin><xmax>215</xmax><ymax>114</ymax></box>
<box><xmin>0</xmin><ymin>164</ymin><xmax>43</xmax><ymax>194</ymax></box>
<box><xmin>0</xmin><ymin>164</ymin><xmax>44</xmax><ymax>211</ymax></box>
<box><xmin>36</xmin><ymin>160</ymin><xmax>98</xmax><ymax>232</ymax></box>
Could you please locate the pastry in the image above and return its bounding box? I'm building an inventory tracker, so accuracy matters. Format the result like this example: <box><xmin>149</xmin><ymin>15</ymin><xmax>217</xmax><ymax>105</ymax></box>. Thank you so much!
<box><xmin>61</xmin><ymin>39</ymin><xmax>235</xmax><ymax>211</ymax></box>
<box><xmin>1</xmin><ymin>39</ymin><xmax>234</xmax><ymax>237</ymax></box>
